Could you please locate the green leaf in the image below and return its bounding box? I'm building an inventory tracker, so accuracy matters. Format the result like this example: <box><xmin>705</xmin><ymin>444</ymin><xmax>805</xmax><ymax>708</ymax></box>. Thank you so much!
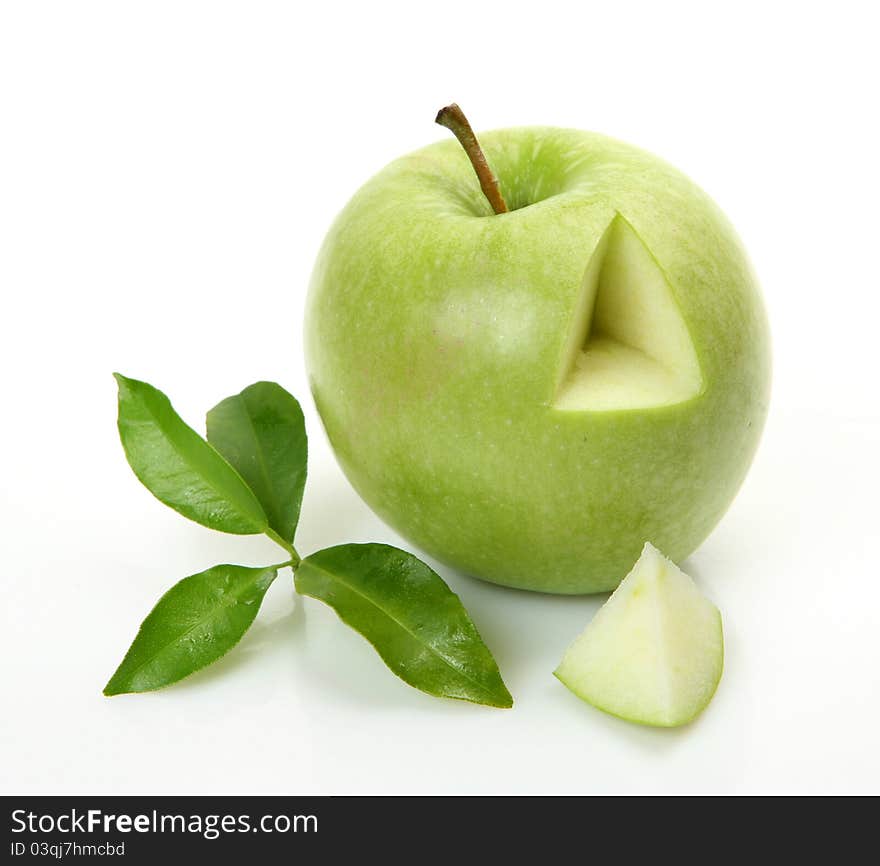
<box><xmin>104</xmin><ymin>563</ymin><xmax>277</xmax><ymax>695</ymax></box>
<box><xmin>206</xmin><ymin>382</ymin><xmax>307</xmax><ymax>545</ymax></box>
<box><xmin>295</xmin><ymin>544</ymin><xmax>513</xmax><ymax>708</ymax></box>
<box><xmin>114</xmin><ymin>373</ymin><xmax>268</xmax><ymax>534</ymax></box>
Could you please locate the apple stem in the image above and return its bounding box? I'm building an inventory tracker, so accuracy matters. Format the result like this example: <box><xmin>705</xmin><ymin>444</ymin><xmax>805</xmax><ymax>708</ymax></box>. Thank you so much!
<box><xmin>435</xmin><ymin>104</ymin><xmax>509</xmax><ymax>215</ymax></box>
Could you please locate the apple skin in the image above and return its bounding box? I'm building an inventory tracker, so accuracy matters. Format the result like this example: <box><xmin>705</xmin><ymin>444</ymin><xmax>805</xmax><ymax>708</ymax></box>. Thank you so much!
<box><xmin>305</xmin><ymin>127</ymin><xmax>770</xmax><ymax>594</ymax></box>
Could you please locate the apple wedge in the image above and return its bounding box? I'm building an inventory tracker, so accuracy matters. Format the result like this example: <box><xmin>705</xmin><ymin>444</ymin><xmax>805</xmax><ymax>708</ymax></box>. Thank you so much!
<box><xmin>554</xmin><ymin>543</ymin><xmax>723</xmax><ymax>727</ymax></box>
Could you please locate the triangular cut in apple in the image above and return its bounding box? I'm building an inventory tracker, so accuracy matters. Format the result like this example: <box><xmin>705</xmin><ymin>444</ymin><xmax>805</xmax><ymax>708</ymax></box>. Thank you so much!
<box><xmin>554</xmin><ymin>542</ymin><xmax>723</xmax><ymax>727</ymax></box>
<box><xmin>553</xmin><ymin>215</ymin><xmax>703</xmax><ymax>411</ymax></box>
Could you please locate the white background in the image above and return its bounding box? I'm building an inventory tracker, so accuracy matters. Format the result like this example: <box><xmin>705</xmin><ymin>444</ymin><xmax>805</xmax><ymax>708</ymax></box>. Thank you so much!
<box><xmin>2</xmin><ymin>1</ymin><xmax>878</xmax><ymax>795</ymax></box>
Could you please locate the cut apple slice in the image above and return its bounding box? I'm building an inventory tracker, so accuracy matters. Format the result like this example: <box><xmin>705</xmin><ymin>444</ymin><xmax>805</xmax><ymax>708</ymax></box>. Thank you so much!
<box><xmin>553</xmin><ymin>215</ymin><xmax>703</xmax><ymax>411</ymax></box>
<box><xmin>554</xmin><ymin>542</ymin><xmax>723</xmax><ymax>727</ymax></box>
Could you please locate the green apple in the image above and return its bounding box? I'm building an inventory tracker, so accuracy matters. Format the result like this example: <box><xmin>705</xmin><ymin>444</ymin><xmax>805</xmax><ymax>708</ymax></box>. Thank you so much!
<box><xmin>554</xmin><ymin>542</ymin><xmax>723</xmax><ymax>727</ymax></box>
<box><xmin>305</xmin><ymin>120</ymin><xmax>770</xmax><ymax>593</ymax></box>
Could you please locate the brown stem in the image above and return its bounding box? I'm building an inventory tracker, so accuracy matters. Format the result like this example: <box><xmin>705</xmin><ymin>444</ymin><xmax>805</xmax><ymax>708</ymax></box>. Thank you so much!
<box><xmin>435</xmin><ymin>104</ymin><xmax>508</xmax><ymax>214</ymax></box>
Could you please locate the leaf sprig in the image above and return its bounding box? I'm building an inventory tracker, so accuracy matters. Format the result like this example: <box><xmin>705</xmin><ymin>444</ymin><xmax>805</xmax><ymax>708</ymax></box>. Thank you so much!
<box><xmin>105</xmin><ymin>375</ymin><xmax>512</xmax><ymax>709</ymax></box>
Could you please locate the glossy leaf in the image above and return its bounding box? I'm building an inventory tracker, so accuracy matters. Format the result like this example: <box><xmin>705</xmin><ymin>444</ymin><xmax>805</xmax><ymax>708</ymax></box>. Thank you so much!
<box><xmin>295</xmin><ymin>543</ymin><xmax>513</xmax><ymax>708</ymax></box>
<box><xmin>206</xmin><ymin>382</ymin><xmax>307</xmax><ymax>544</ymax></box>
<box><xmin>114</xmin><ymin>373</ymin><xmax>268</xmax><ymax>534</ymax></box>
<box><xmin>104</xmin><ymin>563</ymin><xmax>277</xmax><ymax>695</ymax></box>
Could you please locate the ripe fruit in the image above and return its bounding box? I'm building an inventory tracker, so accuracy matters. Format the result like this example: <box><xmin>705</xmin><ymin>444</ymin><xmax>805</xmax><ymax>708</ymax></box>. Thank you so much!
<box><xmin>305</xmin><ymin>117</ymin><xmax>770</xmax><ymax>593</ymax></box>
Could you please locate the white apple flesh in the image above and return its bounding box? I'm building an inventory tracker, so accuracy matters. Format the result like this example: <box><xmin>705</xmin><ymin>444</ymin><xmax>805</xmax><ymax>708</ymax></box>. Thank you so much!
<box><xmin>554</xmin><ymin>214</ymin><xmax>703</xmax><ymax>411</ymax></box>
<box><xmin>554</xmin><ymin>543</ymin><xmax>723</xmax><ymax>727</ymax></box>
